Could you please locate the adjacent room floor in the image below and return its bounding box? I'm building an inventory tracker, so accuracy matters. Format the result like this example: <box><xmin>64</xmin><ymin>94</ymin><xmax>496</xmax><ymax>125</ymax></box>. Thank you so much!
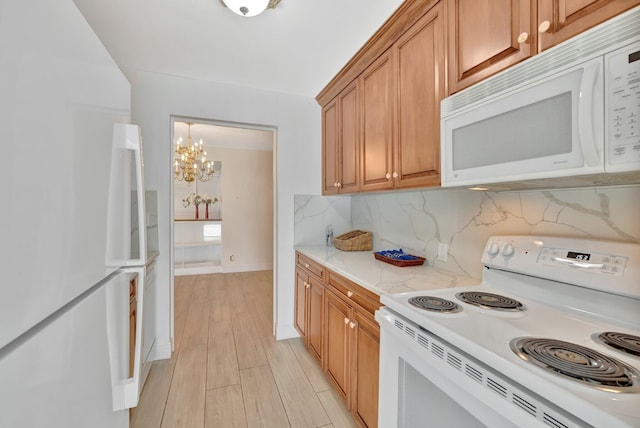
<box><xmin>130</xmin><ymin>271</ymin><xmax>357</xmax><ymax>428</ymax></box>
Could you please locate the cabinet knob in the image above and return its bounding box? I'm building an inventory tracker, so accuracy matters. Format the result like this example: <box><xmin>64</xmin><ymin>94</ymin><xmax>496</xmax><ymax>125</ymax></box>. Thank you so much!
<box><xmin>538</xmin><ymin>21</ymin><xmax>551</xmax><ymax>33</ymax></box>
<box><xmin>392</xmin><ymin>171</ymin><xmax>398</xmax><ymax>178</ymax></box>
<box><xmin>344</xmin><ymin>317</ymin><xmax>350</xmax><ymax>324</ymax></box>
<box><xmin>336</xmin><ymin>182</ymin><xmax>341</xmax><ymax>188</ymax></box>
<box><xmin>517</xmin><ymin>32</ymin><xmax>529</xmax><ymax>44</ymax></box>
<box><xmin>349</xmin><ymin>322</ymin><xmax>356</xmax><ymax>329</ymax></box>
<box><xmin>385</xmin><ymin>172</ymin><xmax>391</xmax><ymax>180</ymax></box>
<box><xmin>347</xmin><ymin>290</ymin><xmax>354</xmax><ymax>298</ymax></box>
<box><xmin>305</xmin><ymin>263</ymin><xmax>309</xmax><ymax>268</ymax></box>
<box><xmin>333</xmin><ymin>182</ymin><xmax>338</xmax><ymax>188</ymax></box>
<box><xmin>305</xmin><ymin>282</ymin><xmax>310</xmax><ymax>289</ymax></box>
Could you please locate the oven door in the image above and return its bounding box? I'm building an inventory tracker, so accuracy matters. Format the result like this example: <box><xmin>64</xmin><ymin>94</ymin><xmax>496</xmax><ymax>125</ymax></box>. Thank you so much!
<box><xmin>376</xmin><ymin>308</ymin><xmax>581</xmax><ymax>428</ymax></box>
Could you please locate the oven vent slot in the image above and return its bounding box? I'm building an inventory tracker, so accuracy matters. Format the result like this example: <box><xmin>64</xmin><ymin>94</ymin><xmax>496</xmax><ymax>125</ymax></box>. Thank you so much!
<box><xmin>543</xmin><ymin>413</ymin><xmax>569</xmax><ymax>428</ymax></box>
<box><xmin>487</xmin><ymin>377</ymin><xmax>508</xmax><ymax>398</ymax></box>
<box><xmin>447</xmin><ymin>354</ymin><xmax>462</xmax><ymax>371</ymax></box>
<box><xmin>404</xmin><ymin>325</ymin><xmax>416</xmax><ymax>339</ymax></box>
<box><xmin>416</xmin><ymin>333</ymin><xmax>430</xmax><ymax>350</ymax></box>
<box><xmin>431</xmin><ymin>343</ymin><xmax>445</xmax><ymax>359</ymax></box>
<box><xmin>394</xmin><ymin>319</ymin><xmax>404</xmax><ymax>331</ymax></box>
<box><xmin>465</xmin><ymin>364</ymin><xmax>483</xmax><ymax>383</ymax></box>
<box><xmin>513</xmin><ymin>393</ymin><xmax>537</xmax><ymax>416</ymax></box>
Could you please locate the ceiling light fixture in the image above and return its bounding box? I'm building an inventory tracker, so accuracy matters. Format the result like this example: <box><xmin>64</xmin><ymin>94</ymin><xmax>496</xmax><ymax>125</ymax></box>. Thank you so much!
<box><xmin>174</xmin><ymin>122</ymin><xmax>215</xmax><ymax>183</ymax></box>
<box><xmin>221</xmin><ymin>0</ymin><xmax>281</xmax><ymax>17</ymax></box>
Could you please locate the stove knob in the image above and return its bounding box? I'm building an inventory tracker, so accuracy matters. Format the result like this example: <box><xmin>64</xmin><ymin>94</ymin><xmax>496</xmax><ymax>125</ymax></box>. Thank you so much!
<box><xmin>487</xmin><ymin>242</ymin><xmax>500</xmax><ymax>256</ymax></box>
<box><xmin>502</xmin><ymin>243</ymin><xmax>515</xmax><ymax>257</ymax></box>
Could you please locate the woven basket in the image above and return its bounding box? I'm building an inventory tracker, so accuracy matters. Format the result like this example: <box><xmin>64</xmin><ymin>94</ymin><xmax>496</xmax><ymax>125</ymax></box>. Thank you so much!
<box><xmin>333</xmin><ymin>230</ymin><xmax>372</xmax><ymax>251</ymax></box>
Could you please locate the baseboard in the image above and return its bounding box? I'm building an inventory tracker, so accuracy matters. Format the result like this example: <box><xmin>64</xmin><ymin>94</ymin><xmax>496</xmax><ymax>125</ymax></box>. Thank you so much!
<box><xmin>174</xmin><ymin>264</ymin><xmax>223</xmax><ymax>276</ymax></box>
<box><xmin>151</xmin><ymin>342</ymin><xmax>172</xmax><ymax>361</ymax></box>
<box><xmin>223</xmin><ymin>263</ymin><xmax>273</xmax><ymax>273</ymax></box>
<box><xmin>276</xmin><ymin>323</ymin><xmax>300</xmax><ymax>340</ymax></box>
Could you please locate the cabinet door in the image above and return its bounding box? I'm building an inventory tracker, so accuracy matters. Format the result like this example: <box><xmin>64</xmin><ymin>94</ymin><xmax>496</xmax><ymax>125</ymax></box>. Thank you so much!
<box><xmin>361</xmin><ymin>52</ymin><xmax>395</xmax><ymax>192</ymax></box>
<box><xmin>537</xmin><ymin>0</ymin><xmax>639</xmax><ymax>51</ymax></box>
<box><xmin>448</xmin><ymin>0</ymin><xmax>535</xmax><ymax>94</ymax></box>
<box><xmin>325</xmin><ymin>290</ymin><xmax>352</xmax><ymax>403</ymax></box>
<box><xmin>322</xmin><ymin>99</ymin><xmax>339</xmax><ymax>195</ymax></box>
<box><xmin>351</xmin><ymin>309</ymin><xmax>380</xmax><ymax>428</ymax></box>
<box><xmin>339</xmin><ymin>83</ymin><xmax>360</xmax><ymax>193</ymax></box>
<box><xmin>394</xmin><ymin>2</ymin><xmax>445</xmax><ymax>189</ymax></box>
<box><xmin>294</xmin><ymin>269</ymin><xmax>308</xmax><ymax>337</ymax></box>
<box><xmin>307</xmin><ymin>276</ymin><xmax>324</xmax><ymax>362</ymax></box>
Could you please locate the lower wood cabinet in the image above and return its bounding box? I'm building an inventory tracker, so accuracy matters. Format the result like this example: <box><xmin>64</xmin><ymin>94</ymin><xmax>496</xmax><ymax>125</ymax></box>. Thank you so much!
<box><xmin>294</xmin><ymin>255</ymin><xmax>325</xmax><ymax>363</ymax></box>
<box><xmin>325</xmin><ymin>271</ymin><xmax>381</xmax><ymax>428</ymax></box>
<box><xmin>351</xmin><ymin>309</ymin><xmax>380</xmax><ymax>428</ymax></box>
<box><xmin>295</xmin><ymin>253</ymin><xmax>381</xmax><ymax>428</ymax></box>
<box><xmin>325</xmin><ymin>290</ymin><xmax>352</xmax><ymax>401</ymax></box>
<box><xmin>307</xmin><ymin>276</ymin><xmax>324</xmax><ymax>362</ymax></box>
<box><xmin>325</xmin><ymin>290</ymin><xmax>380</xmax><ymax>428</ymax></box>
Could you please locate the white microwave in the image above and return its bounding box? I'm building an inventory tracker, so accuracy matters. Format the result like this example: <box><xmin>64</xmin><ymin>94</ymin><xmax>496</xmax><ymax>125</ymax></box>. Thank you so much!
<box><xmin>441</xmin><ymin>8</ymin><xmax>640</xmax><ymax>190</ymax></box>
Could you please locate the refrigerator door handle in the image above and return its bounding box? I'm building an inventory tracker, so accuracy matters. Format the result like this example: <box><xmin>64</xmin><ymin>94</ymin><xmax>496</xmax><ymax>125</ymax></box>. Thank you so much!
<box><xmin>105</xmin><ymin>268</ymin><xmax>145</xmax><ymax>410</ymax></box>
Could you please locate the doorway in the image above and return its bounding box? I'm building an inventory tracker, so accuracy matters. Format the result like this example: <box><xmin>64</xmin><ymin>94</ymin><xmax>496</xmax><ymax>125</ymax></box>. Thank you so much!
<box><xmin>170</xmin><ymin>116</ymin><xmax>277</xmax><ymax>348</ymax></box>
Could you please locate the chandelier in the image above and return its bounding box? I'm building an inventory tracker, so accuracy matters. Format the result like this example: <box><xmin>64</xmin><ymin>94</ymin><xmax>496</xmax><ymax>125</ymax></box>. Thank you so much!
<box><xmin>174</xmin><ymin>123</ymin><xmax>215</xmax><ymax>183</ymax></box>
<box><xmin>221</xmin><ymin>0</ymin><xmax>281</xmax><ymax>17</ymax></box>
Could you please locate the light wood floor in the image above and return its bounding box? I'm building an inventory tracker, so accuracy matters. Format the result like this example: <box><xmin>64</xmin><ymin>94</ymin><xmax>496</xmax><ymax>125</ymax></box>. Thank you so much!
<box><xmin>130</xmin><ymin>271</ymin><xmax>357</xmax><ymax>428</ymax></box>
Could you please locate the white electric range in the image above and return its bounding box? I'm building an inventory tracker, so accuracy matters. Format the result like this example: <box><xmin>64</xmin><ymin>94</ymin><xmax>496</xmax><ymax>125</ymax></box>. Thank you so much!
<box><xmin>376</xmin><ymin>235</ymin><xmax>640</xmax><ymax>428</ymax></box>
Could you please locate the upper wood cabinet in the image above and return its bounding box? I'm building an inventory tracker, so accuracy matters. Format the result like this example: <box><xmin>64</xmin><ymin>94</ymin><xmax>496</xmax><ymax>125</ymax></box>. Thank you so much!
<box><xmin>322</xmin><ymin>83</ymin><xmax>360</xmax><ymax>194</ymax></box>
<box><xmin>448</xmin><ymin>0</ymin><xmax>640</xmax><ymax>94</ymax></box>
<box><xmin>393</xmin><ymin>3</ymin><xmax>444</xmax><ymax>189</ymax></box>
<box><xmin>320</xmin><ymin>0</ymin><xmax>444</xmax><ymax>194</ymax></box>
<box><xmin>447</xmin><ymin>0</ymin><xmax>535</xmax><ymax>94</ymax></box>
<box><xmin>360</xmin><ymin>52</ymin><xmax>395</xmax><ymax>192</ymax></box>
<box><xmin>339</xmin><ymin>84</ymin><xmax>360</xmax><ymax>193</ymax></box>
<box><xmin>322</xmin><ymin>100</ymin><xmax>339</xmax><ymax>195</ymax></box>
<box><xmin>537</xmin><ymin>0</ymin><xmax>640</xmax><ymax>51</ymax></box>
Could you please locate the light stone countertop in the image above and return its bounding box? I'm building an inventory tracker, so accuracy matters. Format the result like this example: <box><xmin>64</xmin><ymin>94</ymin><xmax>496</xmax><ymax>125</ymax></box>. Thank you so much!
<box><xmin>295</xmin><ymin>245</ymin><xmax>481</xmax><ymax>297</ymax></box>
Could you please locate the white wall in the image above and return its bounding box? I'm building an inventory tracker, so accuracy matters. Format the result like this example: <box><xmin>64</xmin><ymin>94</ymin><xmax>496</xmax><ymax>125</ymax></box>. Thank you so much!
<box><xmin>126</xmin><ymin>69</ymin><xmax>321</xmax><ymax>354</ymax></box>
<box><xmin>210</xmin><ymin>146</ymin><xmax>274</xmax><ymax>272</ymax></box>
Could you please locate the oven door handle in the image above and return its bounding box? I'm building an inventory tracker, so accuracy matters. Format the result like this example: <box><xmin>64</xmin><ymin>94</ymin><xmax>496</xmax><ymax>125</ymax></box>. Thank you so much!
<box><xmin>552</xmin><ymin>257</ymin><xmax>603</xmax><ymax>269</ymax></box>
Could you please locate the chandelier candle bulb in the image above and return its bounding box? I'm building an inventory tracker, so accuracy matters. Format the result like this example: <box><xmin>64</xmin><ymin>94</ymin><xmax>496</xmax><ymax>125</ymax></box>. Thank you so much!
<box><xmin>174</xmin><ymin>122</ymin><xmax>215</xmax><ymax>183</ymax></box>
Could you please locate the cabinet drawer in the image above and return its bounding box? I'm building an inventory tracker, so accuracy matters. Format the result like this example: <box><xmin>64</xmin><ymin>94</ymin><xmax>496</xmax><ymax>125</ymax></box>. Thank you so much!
<box><xmin>328</xmin><ymin>271</ymin><xmax>380</xmax><ymax>316</ymax></box>
<box><xmin>296</xmin><ymin>253</ymin><xmax>325</xmax><ymax>280</ymax></box>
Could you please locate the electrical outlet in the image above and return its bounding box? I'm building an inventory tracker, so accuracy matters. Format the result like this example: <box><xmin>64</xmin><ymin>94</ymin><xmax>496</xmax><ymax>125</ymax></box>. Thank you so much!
<box><xmin>437</xmin><ymin>243</ymin><xmax>448</xmax><ymax>262</ymax></box>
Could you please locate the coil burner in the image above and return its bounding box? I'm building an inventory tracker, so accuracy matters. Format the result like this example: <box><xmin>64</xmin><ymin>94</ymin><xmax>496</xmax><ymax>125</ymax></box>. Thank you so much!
<box><xmin>455</xmin><ymin>291</ymin><xmax>525</xmax><ymax>311</ymax></box>
<box><xmin>408</xmin><ymin>296</ymin><xmax>462</xmax><ymax>313</ymax></box>
<box><xmin>510</xmin><ymin>337</ymin><xmax>640</xmax><ymax>392</ymax></box>
<box><xmin>594</xmin><ymin>332</ymin><xmax>640</xmax><ymax>358</ymax></box>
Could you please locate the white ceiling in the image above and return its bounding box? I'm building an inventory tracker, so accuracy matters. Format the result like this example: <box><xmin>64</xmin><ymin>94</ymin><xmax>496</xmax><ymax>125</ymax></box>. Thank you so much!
<box><xmin>73</xmin><ymin>0</ymin><xmax>405</xmax><ymax>98</ymax></box>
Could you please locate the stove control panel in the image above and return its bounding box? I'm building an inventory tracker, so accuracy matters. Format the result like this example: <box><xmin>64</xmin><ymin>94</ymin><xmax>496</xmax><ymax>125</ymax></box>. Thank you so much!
<box><xmin>538</xmin><ymin>247</ymin><xmax>627</xmax><ymax>276</ymax></box>
<box><xmin>481</xmin><ymin>236</ymin><xmax>640</xmax><ymax>298</ymax></box>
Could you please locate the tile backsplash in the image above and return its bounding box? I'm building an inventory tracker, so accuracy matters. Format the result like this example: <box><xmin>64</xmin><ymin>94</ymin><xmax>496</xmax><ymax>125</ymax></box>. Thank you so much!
<box><xmin>294</xmin><ymin>195</ymin><xmax>351</xmax><ymax>246</ymax></box>
<box><xmin>295</xmin><ymin>186</ymin><xmax>640</xmax><ymax>279</ymax></box>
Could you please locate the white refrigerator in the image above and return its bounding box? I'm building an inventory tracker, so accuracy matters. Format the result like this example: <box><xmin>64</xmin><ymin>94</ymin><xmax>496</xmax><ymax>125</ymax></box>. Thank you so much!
<box><xmin>0</xmin><ymin>0</ymin><xmax>146</xmax><ymax>426</ymax></box>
